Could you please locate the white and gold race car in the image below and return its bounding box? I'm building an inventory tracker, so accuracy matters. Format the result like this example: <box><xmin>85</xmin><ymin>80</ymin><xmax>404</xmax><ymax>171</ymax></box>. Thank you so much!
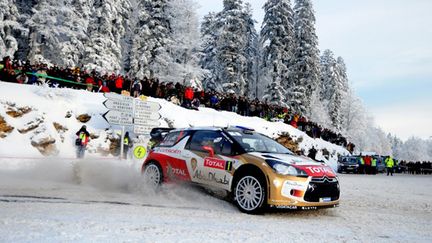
<box><xmin>142</xmin><ymin>126</ymin><xmax>340</xmax><ymax>214</ymax></box>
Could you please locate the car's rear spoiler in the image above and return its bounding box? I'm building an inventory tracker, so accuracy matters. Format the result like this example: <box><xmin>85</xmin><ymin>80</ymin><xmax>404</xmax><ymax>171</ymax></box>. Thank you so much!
<box><xmin>150</xmin><ymin>127</ymin><xmax>175</xmax><ymax>142</ymax></box>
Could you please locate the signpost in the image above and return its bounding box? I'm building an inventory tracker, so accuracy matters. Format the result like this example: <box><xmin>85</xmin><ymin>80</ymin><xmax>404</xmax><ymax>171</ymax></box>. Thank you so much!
<box><xmin>134</xmin><ymin>99</ymin><xmax>161</xmax><ymax>135</ymax></box>
<box><xmin>103</xmin><ymin>93</ymin><xmax>135</xmax><ymax>159</ymax></box>
<box><xmin>102</xmin><ymin>93</ymin><xmax>162</xmax><ymax>159</ymax></box>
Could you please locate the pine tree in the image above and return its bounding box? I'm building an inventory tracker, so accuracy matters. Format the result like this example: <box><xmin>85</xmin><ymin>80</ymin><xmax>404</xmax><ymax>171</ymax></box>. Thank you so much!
<box><xmin>320</xmin><ymin>49</ymin><xmax>347</xmax><ymax>131</ymax></box>
<box><xmin>26</xmin><ymin>0</ymin><xmax>93</xmax><ymax>67</ymax></box>
<box><xmin>83</xmin><ymin>0</ymin><xmax>131</xmax><ymax>73</ymax></box>
<box><xmin>291</xmin><ymin>0</ymin><xmax>320</xmax><ymax>114</ymax></box>
<box><xmin>167</xmin><ymin>0</ymin><xmax>205</xmax><ymax>84</ymax></box>
<box><xmin>262</xmin><ymin>77</ymin><xmax>287</xmax><ymax>107</ymax></box>
<box><xmin>215</xmin><ymin>0</ymin><xmax>249</xmax><ymax>95</ymax></box>
<box><xmin>0</xmin><ymin>0</ymin><xmax>27</xmax><ymax>59</ymax></box>
<box><xmin>200</xmin><ymin>12</ymin><xmax>220</xmax><ymax>91</ymax></box>
<box><xmin>308</xmin><ymin>87</ymin><xmax>331</xmax><ymax>128</ymax></box>
<box><xmin>260</xmin><ymin>0</ymin><xmax>295</xmax><ymax>106</ymax></box>
<box><xmin>129</xmin><ymin>0</ymin><xmax>172</xmax><ymax>80</ymax></box>
<box><xmin>242</xmin><ymin>3</ymin><xmax>259</xmax><ymax>98</ymax></box>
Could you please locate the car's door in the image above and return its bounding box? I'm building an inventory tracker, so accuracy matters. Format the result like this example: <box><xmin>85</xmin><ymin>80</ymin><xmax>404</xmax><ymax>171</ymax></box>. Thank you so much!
<box><xmin>185</xmin><ymin>130</ymin><xmax>234</xmax><ymax>190</ymax></box>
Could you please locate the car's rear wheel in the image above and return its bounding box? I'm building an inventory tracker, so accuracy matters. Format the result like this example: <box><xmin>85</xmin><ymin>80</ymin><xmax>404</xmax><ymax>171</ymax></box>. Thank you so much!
<box><xmin>234</xmin><ymin>174</ymin><xmax>266</xmax><ymax>214</ymax></box>
<box><xmin>142</xmin><ymin>161</ymin><xmax>163</xmax><ymax>190</ymax></box>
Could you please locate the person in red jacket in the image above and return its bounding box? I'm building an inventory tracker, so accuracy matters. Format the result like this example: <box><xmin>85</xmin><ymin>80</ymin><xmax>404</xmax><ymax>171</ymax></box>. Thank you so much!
<box><xmin>98</xmin><ymin>79</ymin><xmax>110</xmax><ymax>93</ymax></box>
<box><xmin>85</xmin><ymin>75</ymin><xmax>96</xmax><ymax>92</ymax></box>
<box><xmin>364</xmin><ymin>155</ymin><xmax>372</xmax><ymax>174</ymax></box>
<box><xmin>183</xmin><ymin>86</ymin><xmax>194</xmax><ymax>108</ymax></box>
<box><xmin>115</xmin><ymin>75</ymin><xmax>124</xmax><ymax>94</ymax></box>
<box><xmin>3</xmin><ymin>56</ymin><xmax>12</xmax><ymax>70</ymax></box>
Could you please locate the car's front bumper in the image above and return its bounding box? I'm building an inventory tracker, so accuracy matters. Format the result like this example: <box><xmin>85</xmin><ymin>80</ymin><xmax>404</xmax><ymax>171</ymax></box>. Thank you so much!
<box><xmin>266</xmin><ymin>174</ymin><xmax>340</xmax><ymax>209</ymax></box>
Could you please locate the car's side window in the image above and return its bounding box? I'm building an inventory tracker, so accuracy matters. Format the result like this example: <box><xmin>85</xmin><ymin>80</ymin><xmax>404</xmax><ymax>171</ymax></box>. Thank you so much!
<box><xmin>159</xmin><ymin>131</ymin><xmax>189</xmax><ymax>147</ymax></box>
<box><xmin>188</xmin><ymin>131</ymin><xmax>233</xmax><ymax>155</ymax></box>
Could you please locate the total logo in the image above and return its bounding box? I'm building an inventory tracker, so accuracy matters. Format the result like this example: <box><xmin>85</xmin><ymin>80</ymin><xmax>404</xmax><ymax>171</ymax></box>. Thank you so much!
<box><xmin>304</xmin><ymin>166</ymin><xmax>335</xmax><ymax>176</ymax></box>
<box><xmin>204</xmin><ymin>158</ymin><xmax>226</xmax><ymax>170</ymax></box>
<box><xmin>171</xmin><ymin>168</ymin><xmax>187</xmax><ymax>176</ymax></box>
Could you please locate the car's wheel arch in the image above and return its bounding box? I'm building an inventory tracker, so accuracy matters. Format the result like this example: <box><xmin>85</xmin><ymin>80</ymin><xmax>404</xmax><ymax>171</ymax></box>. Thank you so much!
<box><xmin>142</xmin><ymin>160</ymin><xmax>163</xmax><ymax>174</ymax></box>
<box><xmin>231</xmin><ymin>164</ymin><xmax>269</xmax><ymax>195</ymax></box>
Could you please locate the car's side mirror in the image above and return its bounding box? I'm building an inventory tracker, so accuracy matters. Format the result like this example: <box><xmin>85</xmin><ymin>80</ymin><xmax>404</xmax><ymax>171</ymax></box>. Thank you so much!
<box><xmin>202</xmin><ymin>146</ymin><xmax>215</xmax><ymax>157</ymax></box>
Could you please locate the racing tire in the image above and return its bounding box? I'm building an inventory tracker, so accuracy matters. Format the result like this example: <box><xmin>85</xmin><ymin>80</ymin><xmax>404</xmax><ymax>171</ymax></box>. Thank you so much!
<box><xmin>233</xmin><ymin>173</ymin><xmax>266</xmax><ymax>214</ymax></box>
<box><xmin>142</xmin><ymin>161</ymin><xmax>163</xmax><ymax>191</ymax></box>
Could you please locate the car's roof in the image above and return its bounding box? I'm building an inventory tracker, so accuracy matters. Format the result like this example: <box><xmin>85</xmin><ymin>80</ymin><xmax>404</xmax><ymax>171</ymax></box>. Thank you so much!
<box><xmin>170</xmin><ymin>126</ymin><xmax>223</xmax><ymax>132</ymax></box>
<box><xmin>170</xmin><ymin>126</ymin><xmax>254</xmax><ymax>133</ymax></box>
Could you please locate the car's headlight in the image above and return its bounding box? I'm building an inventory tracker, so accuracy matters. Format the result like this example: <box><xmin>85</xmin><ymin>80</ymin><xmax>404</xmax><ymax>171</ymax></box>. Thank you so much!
<box><xmin>265</xmin><ymin>160</ymin><xmax>308</xmax><ymax>177</ymax></box>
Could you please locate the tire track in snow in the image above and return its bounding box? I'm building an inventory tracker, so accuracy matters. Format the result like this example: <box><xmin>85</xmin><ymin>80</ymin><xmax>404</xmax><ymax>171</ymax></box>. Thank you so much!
<box><xmin>0</xmin><ymin>194</ymin><xmax>215</xmax><ymax>212</ymax></box>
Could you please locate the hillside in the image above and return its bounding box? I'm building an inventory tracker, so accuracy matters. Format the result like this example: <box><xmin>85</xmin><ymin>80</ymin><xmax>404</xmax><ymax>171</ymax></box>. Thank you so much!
<box><xmin>0</xmin><ymin>81</ymin><xmax>349</xmax><ymax>169</ymax></box>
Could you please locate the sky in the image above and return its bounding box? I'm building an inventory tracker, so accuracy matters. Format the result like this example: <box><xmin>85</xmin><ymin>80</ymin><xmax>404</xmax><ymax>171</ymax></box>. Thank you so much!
<box><xmin>196</xmin><ymin>0</ymin><xmax>432</xmax><ymax>141</ymax></box>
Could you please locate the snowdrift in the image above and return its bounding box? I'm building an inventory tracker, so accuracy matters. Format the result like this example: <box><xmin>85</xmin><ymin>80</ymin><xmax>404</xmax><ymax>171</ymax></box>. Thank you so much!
<box><xmin>0</xmin><ymin>81</ymin><xmax>349</xmax><ymax>169</ymax></box>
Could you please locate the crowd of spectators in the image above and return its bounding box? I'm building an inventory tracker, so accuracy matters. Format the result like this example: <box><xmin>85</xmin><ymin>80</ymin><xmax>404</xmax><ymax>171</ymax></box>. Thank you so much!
<box><xmin>398</xmin><ymin>161</ymin><xmax>432</xmax><ymax>175</ymax></box>
<box><xmin>1</xmin><ymin>56</ymin><xmax>351</xmax><ymax>149</ymax></box>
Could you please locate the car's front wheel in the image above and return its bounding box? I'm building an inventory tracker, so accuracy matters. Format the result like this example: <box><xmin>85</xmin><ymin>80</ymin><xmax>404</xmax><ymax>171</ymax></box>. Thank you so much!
<box><xmin>142</xmin><ymin>161</ymin><xmax>163</xmax><ymax>190</ymax></box>
<box><xmin>234</xmin><ymin>174</ymin><xmax>266</xmax><ymax>214</ymax></box>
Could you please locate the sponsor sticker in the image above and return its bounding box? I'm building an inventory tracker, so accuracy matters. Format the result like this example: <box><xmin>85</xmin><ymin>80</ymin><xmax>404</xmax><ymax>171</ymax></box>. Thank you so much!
<box><xmin>272</xmin><ymin>205</ymin><xmax>298</xmax><ymax>209</ymax></box>
<box><xmin>191</xmin><ymin>158</ymin><xmax>198</xmax><ymax>171</ymax></box>
<box><xmin>157</xmin><ymin>148</ymin><xmax>181</xmax><ymax>154</ymax></box>
<box><xmin>193</xmin><ymin>170</ymin><xmax>229</xmax><ymax>185</ymax></box>
<box><xmin>303</xmin><ymin>166</ymin><xmax>336</xmax><ymax>177</ymax></box>
<box><xmin>204</xmin><ymin>157</ymin><xmax>226</xmax><ymax>170</ymax></box>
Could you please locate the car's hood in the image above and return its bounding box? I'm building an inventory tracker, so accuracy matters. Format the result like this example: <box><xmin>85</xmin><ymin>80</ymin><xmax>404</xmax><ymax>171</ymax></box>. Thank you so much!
<box><xmin>249</xmin><ymin>152</ymin><xmax>336</xmax><ymax>178</ymax></box>
<box><xmin>249</xmin><ymin>152</ymin><xmax>320</xmax><ymax>166</ymax></box>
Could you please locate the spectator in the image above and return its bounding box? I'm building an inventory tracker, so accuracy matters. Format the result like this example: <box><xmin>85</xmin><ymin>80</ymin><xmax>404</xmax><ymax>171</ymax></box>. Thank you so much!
<box><xmin>131</xmin><ymin>79</ymin><xmax>142</xmax><ymax>97</ymax></box>
<box><xmin>385</xmin><ymin>156</ymin><xmax>395</xmax><ymax>176</ymax></box>
<box><xmin>308</xmin><ymin>146</ymin><xmax>317</xmax><ymax>161</ymax></box>
<box><xmin>183</xmin><ymin>86</ymin><xmax>194</xmax><ymax>109</ymax></box>
<box><xmin>75</xmin><ymin>125</ymin><xmax>90</xmax><ymax>159</ymax></box>
<box><xmin>123</xmin><ymin>131</ymin><xmax>132</xmax><ymax>159</ymax></box>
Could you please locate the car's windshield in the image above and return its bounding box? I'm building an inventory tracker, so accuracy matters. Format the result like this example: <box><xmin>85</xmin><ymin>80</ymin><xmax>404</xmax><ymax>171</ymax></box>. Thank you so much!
<box><xmin>227</xmin><ymin>131</ymin><xmax>293</xmax><ymax>154</ymax></box>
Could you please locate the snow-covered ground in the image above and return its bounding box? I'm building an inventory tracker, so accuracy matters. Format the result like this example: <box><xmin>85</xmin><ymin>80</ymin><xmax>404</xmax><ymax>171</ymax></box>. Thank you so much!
<box><xmin>0</xmin><ymin>158</ymin><xmax>431</xmax><ymax>242</ymax></box>
<box><xmin>0</xmin><ymin>82</ymin><xmax>430</xmax><ymax>242</ymax></box>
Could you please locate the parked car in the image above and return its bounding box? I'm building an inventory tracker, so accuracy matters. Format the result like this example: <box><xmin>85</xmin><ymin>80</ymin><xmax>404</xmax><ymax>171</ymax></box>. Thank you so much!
<box><xmin>373</xmin><ymin>155</ymin><xmax>386</xmax><ymax>173</ymax></box>
<box><xmin>142</xmin><ymin>126</ymin><xmax>340</xmax><ymax>214</ymax></box>
<box><xmin>337</xmin><ymin>156</ymin><xmax>360</xmax><ymax>173</ymax></box>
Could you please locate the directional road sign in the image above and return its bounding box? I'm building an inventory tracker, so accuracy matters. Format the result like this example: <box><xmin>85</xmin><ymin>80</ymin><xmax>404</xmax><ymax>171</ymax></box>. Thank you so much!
<box><xmin>104</xmin><ymin>93</ymin><xmax>134</xmax><ymax>103</ymax></box>
<box><xmin>134</xmin><ymin>125</ymin><xmax>155</xmax><ymax>135</ymax></box>
<box><xmin>134</xmin><ymin>100</ymin><xmax>161</xmax><ymax>112</ymax></box>
<box><xmin>133</xmin><ymin>99</ymin><xmax>162</xmax><ymax>135</ymax></box>
<box><xmin>102</xmin><ymin>110</ymin><xmax>134</xmax><ymax>126</ymax></box>
<box><xmin>103</xmin><ymin>99</ymin><xmax>134</xmax><ymax>113</ymax></box>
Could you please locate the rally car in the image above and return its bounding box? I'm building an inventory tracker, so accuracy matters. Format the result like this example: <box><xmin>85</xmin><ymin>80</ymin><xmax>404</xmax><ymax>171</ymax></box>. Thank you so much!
<box><xmin>142</xmin><ymin>126</ymin><xmax>340</xmax><ymax>214</ymax></box>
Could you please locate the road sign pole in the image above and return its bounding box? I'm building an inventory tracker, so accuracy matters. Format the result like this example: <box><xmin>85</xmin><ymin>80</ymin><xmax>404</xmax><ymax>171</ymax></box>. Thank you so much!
<box><xmin>120</xmin><ymin>126</ymin><xmax>125</xmax><ymax>160</ymax></box>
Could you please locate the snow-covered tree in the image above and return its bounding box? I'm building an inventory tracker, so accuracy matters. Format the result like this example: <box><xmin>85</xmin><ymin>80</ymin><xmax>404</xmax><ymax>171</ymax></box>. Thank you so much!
<box><xmin>215</xmin><ymin>0</ymin><xmax>249</xmax><ymax>95</ymax></box>
<box><xmin>362</xmin><ymin>126</ymin><xmax>392</xmax><ymax>155</ymax></box>
<box><xmin>290</xmin><ymin>0</ymin><xmax>320</xmax><ymax>114</ymax></box>
<box><xmin>0</xmin><ymin>0</ymin><xmax>27</xmax><ymax>59</ymax></box>
<box><xmin>262</xmin><ymin>77</ymin><xmax>287</xmax><ymax>107</ymax></box>
<box><xmin>338</xmin><ymin>87</ymin><xmax>369</xmax><ymax>153</ymax></box>
<box><xmin>167</xmin><ymin>0</ymin><xmax>206</xmax><ymax>83</ymax></box>
<box><xmin>308</xmin><ymin>87</ymin><xmax>332</xmax><ymax>128</ymax></box>
<box><xmin>83</xmin><ymin>0</ymin><xmax>131</xmax><ymax>73</ymax></box>
<box><xmin>260</xmin><ymin>0</ymin><xmax>295</xmax><ymax>105</ymax></box>
<box><xmin>242</xmin><ymin>3</ymin><xmax>259</xmax><ymax>98</ymax></box>
<box><xmin>129</xmin><ymin>0</ymin><xmax>171</xmax><ymax>79</ymax></box>
<box><xmin>200</xmin><ymin>12</ymin><xmax>220</xmax><ymax>91</ymax></box>
<box><xmin>320</xmin><ymin>49</ymin><xmax>347</xmax><ymax>131</ymax></box>
<box><xmin>399</xmin><ymin>137</ymin><xmax>429</xmax><ymax>161</ymax></box>
<box><xmin>26</xmin><ymin>0</ymin><xmax>93</xmax><ymax>67</ymax></box>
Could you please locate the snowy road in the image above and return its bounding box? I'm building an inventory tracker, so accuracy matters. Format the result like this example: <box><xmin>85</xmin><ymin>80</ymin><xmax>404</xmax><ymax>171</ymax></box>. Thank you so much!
<box><xmin>0</xmin><ymin>159</ymin><xmax>431</xmax><ymax>242</ymax></box>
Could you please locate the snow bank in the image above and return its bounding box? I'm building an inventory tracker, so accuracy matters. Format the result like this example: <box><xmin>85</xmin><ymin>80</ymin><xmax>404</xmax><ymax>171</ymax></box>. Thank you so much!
<box><xmin>0</xmin><ymin>81</ymin><xmax>349</xmax><ymax>169</ymax></box>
